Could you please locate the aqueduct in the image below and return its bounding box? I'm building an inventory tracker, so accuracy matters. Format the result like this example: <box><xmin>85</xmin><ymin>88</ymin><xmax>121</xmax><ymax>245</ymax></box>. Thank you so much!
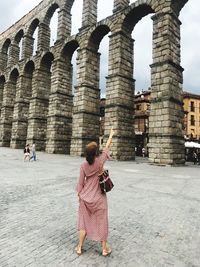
<box><xmin>0</xmin><ymin>0</ymin><xmax>188</xmax><ymax>164</ymax></box>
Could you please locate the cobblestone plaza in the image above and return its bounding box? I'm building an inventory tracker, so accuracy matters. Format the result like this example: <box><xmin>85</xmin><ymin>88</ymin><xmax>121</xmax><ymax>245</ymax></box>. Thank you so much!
<box><xmin>0</xmin><ymin>147</ymin><xmax>200</xmax><ymax>267</ymax></box>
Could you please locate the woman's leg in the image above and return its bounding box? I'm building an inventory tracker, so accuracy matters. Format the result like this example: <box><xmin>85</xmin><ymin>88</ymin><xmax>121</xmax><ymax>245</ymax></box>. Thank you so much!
<box><xmin>101</xmin><ymin>241</ymin><xmax>112</xmax><ymax>256</ymax></box>
<box><xmin>78</xmin><ymin>229</ymin><xmax>86</xmax><ymax>247</ymax></box>
<box><xmin>76</xmin><ymin>229</ymin><xmax>86</xmax><ymax>255</ymax></box>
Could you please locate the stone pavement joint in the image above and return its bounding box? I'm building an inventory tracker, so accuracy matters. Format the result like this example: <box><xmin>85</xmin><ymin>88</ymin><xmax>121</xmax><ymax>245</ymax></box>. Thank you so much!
<box><xmin>0</xmin><ymin>147</ymin><xmax>200</xmax><ymax>267</ymax></box>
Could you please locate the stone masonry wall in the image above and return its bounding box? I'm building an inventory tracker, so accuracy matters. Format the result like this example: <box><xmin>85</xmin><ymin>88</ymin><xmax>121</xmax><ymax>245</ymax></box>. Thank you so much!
<box><xmin>0</xmin><ymin>0</ymin><xmax>189</xmax><ymax>165</ymax></box>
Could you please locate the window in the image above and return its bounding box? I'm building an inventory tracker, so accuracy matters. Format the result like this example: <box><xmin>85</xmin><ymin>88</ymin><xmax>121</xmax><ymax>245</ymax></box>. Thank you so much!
<box><xmin>190</xmin><ymin>101</ymin><xmax>195</xmax><ymax>112</ymax></box>
<box><xmin>191</xmin><ymin>115</ymin><xmax>195</xmax><ymax>126</ymax></box>
<box><xmin>136</xmin><ymin>104</ymin><xmax>141</xmax><ymax>110</ymax></box>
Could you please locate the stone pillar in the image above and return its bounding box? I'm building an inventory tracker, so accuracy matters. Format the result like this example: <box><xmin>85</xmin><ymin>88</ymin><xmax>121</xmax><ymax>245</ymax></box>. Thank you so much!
<box><xmin>26</xmin><ymin>68</ymin><xmax>51</xmax><ymax>150</ymax></box>
<box><xmin>82</xmin><ymin>0</ymin><xmax>97</xmax><ymax>27</ymax></box>
<box><xmin>0</xmin><ymin>78</ymin><xmax>5</xmax><ymax>118</ymax></box>
<box><xmin>57</xmin><ymin>8</ymin><xmax>71</xmax><ymax>39</ymax></box>
<box><xmin>22</xmin><ymin>34</ymin><xmax>34</xmax><ymax>59</ymax></box>
<box><xmin>0</xmin><ymin>79</ymin><xmax>18</xmax><ymax>147</ymax></box>
<box><xmin>0</xmin><ymin>52</ymin><xmax>8</xmax><ymax>72</ymax></box>
<box><xmin>7</xmin><ymin>43</ymin><xmax>20</xmax><ymax>67</ymax></box>
<box><xmin>10</xmin><ymin>74</ymin><xmax>32</xmax><ymax>148</ymax></box>
<box><xmin>148</xmin><ymin>12</ymin><xmax>185</xmax><ymax>165</ymax></box>
<box><xmin>104</xmin><ymin>30</ymin><xmax>135</xmax><ymax>160</ymax></box>
<box><xmin>38</xmin><ymin>23</ymin><xmax>50</xmax><ymax>51</ymax></box>
<box><xmin>70</xmin><ymin>48</ymin><xmax>100</xmax><ymax>156</ymax></box>
<box><xmin>46</xmin><ymin>59</ymin><xmax>73</xmax><ymax>154</ymax></box>
<box><xmin>113</xmin><ymin>0</ymin><xmax>130</xmax><ymax>12</ymax></box>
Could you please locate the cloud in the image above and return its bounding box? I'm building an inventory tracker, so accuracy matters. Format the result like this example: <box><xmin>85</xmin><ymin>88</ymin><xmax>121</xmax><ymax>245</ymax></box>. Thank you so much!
<box><xmin>180</xmin><ymin>0</ymin><xmax>200</xmax><ymax>93</ymax></box>
<box><xmin>0</xmin><ymin>0</ymin><xmax>41</xmax><ymax>33</ymax></box>
<box><xmin>0</xmin><ymin>0</ymin><xmax>18</xmax><ymax>32</ymax></box>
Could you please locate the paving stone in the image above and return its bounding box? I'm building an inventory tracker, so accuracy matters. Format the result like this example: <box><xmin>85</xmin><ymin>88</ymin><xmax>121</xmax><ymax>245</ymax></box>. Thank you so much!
<box><xmin>0</xmin><ymin>147</ymin><xmax>200</xmax><ymax>266</ymax></box>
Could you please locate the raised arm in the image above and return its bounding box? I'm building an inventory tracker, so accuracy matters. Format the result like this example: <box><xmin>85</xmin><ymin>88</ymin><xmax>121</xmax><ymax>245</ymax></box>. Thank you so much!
<box><xmin>105</xmin><ymin>127</ymin><xmax>114</xmax><ymax>149</ymax></box>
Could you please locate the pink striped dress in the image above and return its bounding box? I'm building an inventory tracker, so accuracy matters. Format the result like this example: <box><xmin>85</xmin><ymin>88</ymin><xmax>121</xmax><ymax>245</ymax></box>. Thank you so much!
<box><xmin>76</xmin><ymin>148</ymin><xmax>110</xmax><ymax>241</ymax></box>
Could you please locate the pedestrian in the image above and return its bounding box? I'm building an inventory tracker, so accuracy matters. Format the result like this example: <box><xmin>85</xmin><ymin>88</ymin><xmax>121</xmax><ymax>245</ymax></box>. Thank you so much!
<box><xmin>75</xmin><ymin>127</ymin><xmax>114</xmax><ymax>257</ymax></box>
<box><xmin>192</xmin><ymin>150</ymin><xmax>197</xmax><ymax>165</ymax></box>
<box><xmin>30</xmin><ymin>142</ymin><xmax>36</xmax><ymax>161</ymax></box>
<box><xmin>142</xmin><ymin>147</ymin><xmax>146</xmax><ymax>157</ymax></box>
<box><xmin>197</xmin><ymin>150</ymin><xmax>200</xmax><ymax>165</ymax></box>
<box><xmin>23</xmin><ymin>144</ymin><xmax>30</xmax><ymax>161</ymax></box>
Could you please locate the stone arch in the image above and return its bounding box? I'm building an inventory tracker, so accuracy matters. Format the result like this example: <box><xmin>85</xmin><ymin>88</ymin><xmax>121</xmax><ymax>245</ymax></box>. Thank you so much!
<box><xmin>27</xmin><ymin>18</ymin><xmax>40</xmax><ymax>36</ymax></box>
<box><xmin>88</xmin><ymin>24</ymin><xmax>110</xmax><ymax>51</ymax></box>
<box><xmin>9</xmin><ymin>68</ymin><xmax>20</xmax><ymax>82</ymax></box>
<box><xmin>15</xmin><ymin>29</ymin><xmax>24</xmax><ymax>44</ymax></box>
<box><xmin>0</xmin><ymin>68</ymin><xmax>19</xmax><ymax>147</ymax></box>
<box><xmin>46</xmin><ymin>39</ymin><xmax>79</xmax><ymax>154</ymax></box>
<box><xmin>26</xmin><ymin>52</ymin><xmax>54</xmax><ymax>151</ymax></box>
<box><xmin>121</xmin><ymin>0</ymin><xmax>185</xmax><ymax>164</ymax></box>
<box><xmin>14</xmin><ymin>29</ymin><xmax>24</xmax><ymax>60</ymax></box>
<box><xmin>2</xmin><ymin>38</ymin><xmax>11</xmax><ymax>54</ymax></box>
<box><xmin>0</xmin><ymin>75</ymin><xmax>6</xmax><ymax>118</ymax></box>
<box><xmin>46</xmin><ymin>3</ymin><xmax>60</xmax><ymax>46</ymax></box>
<box><xmin>121</xmin><ymin>3</ymin><xmax>154</xmax><ymax>160</ymax></box>
<box><xmin>10</xmin><ymin>61</ymin><xmax>35</xmax><ymax>148</ymax></box>
<box><xmin>70</xmin><ymin>24</ymin><xmax>111</xmax><ymax>156</ymax></box>
<box><xmin>24</xmin><ymin>60</ymin><xmax>35</xmax><ymax>74</ymax></box>
<box><xmin>37</xmin><ymin>3</ymin><xmax>60</xmax><ymax>50</ymax></box>
<box><xmin>6</xmin><ymin>30</ymin><xmax>24</xmax><ymax>66</ymax></box>
<box><xmin>25</xmin><ymin>19</ymin><xmax>40</xmax><ymax>57</ymax></box>
<box><xmin>98</xmin><ymin>16</ymin><xmax>136</xmax><ymax>159</ymax></box>
<box><xmin>23</xmin><ymin>60</ymin><xmax>35</xmax><ymax>101</ymax></box>
<box><xmin>0</xmin><ymin>39</ymin><xmax>11</xmax><ymax>71</ymax></box>
<box><xmin>44</xmin><ymin>3</ymin><xmax>60</xmax><ymax>24</ymax></box>
<box><xmin>0</xmin><ymin>0</ymin><xmax>190</xmax><ymax>164</ymax></box>
<box><xmin>40</xmin><ymin>51</ymin><xmax>54</xmax><ymax>71</ymax></box>
<box><xmin>61</xmin><ymin>39</ymin><xmax>79</xmax><ymax>96</ymax></box>
<box><xmin>62</xmin><ymin>39</ymin><xmax>79</xmax><ymax>61</ymax></box>
<box><xmin>122</xmin><ymin>3</ymin><xmax>154</xmax><ymax>32</ymax></box>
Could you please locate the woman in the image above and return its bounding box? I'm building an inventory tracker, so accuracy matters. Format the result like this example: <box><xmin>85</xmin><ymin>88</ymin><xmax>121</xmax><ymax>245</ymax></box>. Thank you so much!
<box><xmin>75</xmin><ymin>128</ymin><xmax>114</xmax><ymax>256</ymax></box>
<box><xmin>23</xmin><ymin>144</ymin><xmax>30</xmax><ymax>161</ymax></box>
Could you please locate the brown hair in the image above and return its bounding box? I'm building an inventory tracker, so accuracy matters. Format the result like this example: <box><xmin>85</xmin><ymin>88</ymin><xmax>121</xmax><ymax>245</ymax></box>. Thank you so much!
<box><xmin>85</xmin><ymin>142</ymin><xmax>98</xmax><ymax>165</ymax></box>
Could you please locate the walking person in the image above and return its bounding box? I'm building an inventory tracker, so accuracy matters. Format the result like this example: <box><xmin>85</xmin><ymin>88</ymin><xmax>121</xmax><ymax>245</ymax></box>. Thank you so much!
<box><xmin>23</xmin><ymin>144</ymin><xmax>30</xmax><ymax>161</ymax></box>
<box><xmin>197</xmin><ymin>150</ymin><xmax>200</xmax><ymax>165</ymax></box>
<box><xmin>75</xmin><ymin>127</ymin><xmax>114</xmax><ymax>256</ymax></box>
<box><xmin>192</xmin><ymin>150</ymin><xmax>197</xmax><ymax>165</ymax></box>
<box><xmin>30</xmin><ymin>142</ymin><xmax>36</xmax><ymax>161</ymax></box>
<box><xmin>142</xmin><ymin>147</ymin><xmax>146</xmax><ymax>157</ymax></box>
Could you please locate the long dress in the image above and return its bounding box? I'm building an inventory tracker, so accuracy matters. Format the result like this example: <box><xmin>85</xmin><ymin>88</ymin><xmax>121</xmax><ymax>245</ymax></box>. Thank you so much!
<box><xmin>76</xmin><ymin>148</ymin><xmax>110</xmax><ymax>241</ymax></box>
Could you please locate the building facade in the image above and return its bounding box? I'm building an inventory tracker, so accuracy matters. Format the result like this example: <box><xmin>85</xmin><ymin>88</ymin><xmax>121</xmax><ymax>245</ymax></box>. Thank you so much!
<box><xmin>183</xmin><ymin>92</ymin><xmax>200</xmax><ymax>141</ymax></box>
<box><xmin>134</xmin><ymin>90</ymin><xmax>200</xmax><ymax>153</ymax></box>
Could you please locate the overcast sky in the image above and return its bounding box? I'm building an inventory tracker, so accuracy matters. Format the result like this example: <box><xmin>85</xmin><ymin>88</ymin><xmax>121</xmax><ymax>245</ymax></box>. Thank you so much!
<box><xmin>0</xmin><ymin>0</ymin><xmax>199</xmax><ymax>95</ymax></box>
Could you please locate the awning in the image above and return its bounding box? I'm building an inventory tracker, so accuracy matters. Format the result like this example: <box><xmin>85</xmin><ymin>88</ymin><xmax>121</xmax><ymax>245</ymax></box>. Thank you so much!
<box><xmin>185</xmin><ymin>141</ymin><xmax>200</xmax><ymax>148</ymax></box>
